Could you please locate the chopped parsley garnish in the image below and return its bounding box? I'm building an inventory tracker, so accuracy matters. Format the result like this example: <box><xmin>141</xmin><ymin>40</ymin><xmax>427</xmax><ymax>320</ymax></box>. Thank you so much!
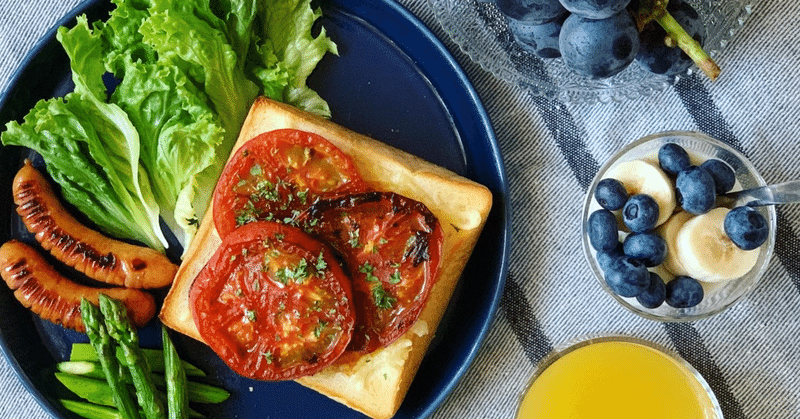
<box><xmin>282</xmin><ymin>210</ymin><xmax>302</xmax><ymax>226</ymax></box>
<box><xmin>252</xmin><ymin>179</ymin><xmax>279</xmax><ymax>202</ymax></box>
<box><xmin>348</xmin><ymin>228</ymin><xmax>361</xmax><ymax>248</ymax></box>
<box><xmin>389</xmin><ymin>270</ymin><xmax>402</xmax><ymax>284</ymax></box>
<box><xmin>315</xmin><ymin>251</ymin><xmax>327</xmax><ymax>271</ymax></box>
<box><xmin>250</xmin><ymin>164</ymin><xmax>263</xmax><ymax>176</ymax></box>
<box><xmin>297</xmin><ymin>189</ymin><xmax>309</xmax><ymax>204</ymax></box>
<box><xmin>313</xmin><ymin>321</ymin><xmax>329</xmax><ymax>338</ymax></box>
<box><xmin>275</xmin><ymin>258</ymin><xmax>310</xmax><ymax>284</ymax></box>
<box><xmin>372</xmin><ymin>285</ymin><xmax>396</xmax><ymax>310</ymax></box>
<box><xmin>263</xmin><ymin>351</ymin><xmax>273</xmax><ymax>364</ymax></box>
<box><xmin>245</xmin><ymin>309</ymin><xmax>257</xmax><ymax>322</ymax></box>
<box><xmin>359</xmin><ymin>262</ymin><xmax>379</xmax><ymax>282</ymax></box>
<box><xmin>235</xmin><ymin>200</ymin><xmax>262</xmax><ymax>227</ymax></box>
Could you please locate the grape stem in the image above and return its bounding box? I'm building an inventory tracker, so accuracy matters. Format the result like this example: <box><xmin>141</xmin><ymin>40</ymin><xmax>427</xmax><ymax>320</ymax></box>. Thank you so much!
<box><xmin>655</xmin><ymin>11</ymin><xmax>720</xmax><ymax>80</ymax></box>
<box><xmin>632</xmin><ymin>0</ymin><xmax>721</xmax><ymax>81</ymax></box>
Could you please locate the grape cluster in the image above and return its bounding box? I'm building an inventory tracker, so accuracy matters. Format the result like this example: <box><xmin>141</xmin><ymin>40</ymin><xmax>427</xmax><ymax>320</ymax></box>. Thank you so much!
<box><xmin>497</xmin><ymin>0</ymin><xmax>706</xmax><ymax>79</ymax></box>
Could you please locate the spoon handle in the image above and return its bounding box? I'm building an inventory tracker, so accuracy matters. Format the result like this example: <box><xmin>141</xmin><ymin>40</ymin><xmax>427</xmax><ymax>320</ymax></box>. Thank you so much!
<box><xmin>723</xmin><ymin>180</ymin><xmax>800</xmax><ymax>207</ymax></box>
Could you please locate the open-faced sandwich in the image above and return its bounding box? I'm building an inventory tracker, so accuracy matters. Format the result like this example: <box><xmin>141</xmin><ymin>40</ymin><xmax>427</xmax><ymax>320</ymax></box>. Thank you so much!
<box><xmin>160</xmin><ymin>97</ymin><xmax>493</xmax><ymax>419</ymax></box>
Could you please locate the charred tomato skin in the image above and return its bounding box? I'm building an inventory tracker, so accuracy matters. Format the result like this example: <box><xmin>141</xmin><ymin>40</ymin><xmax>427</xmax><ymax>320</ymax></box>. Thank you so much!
<box><xmin>190</xmin><ymin>221</ymin><xmax>354</xmax><ymax>381</ymax></box>
<box><xmin>300</xmin><ymin>191</ymin><xmax>444</xmax><ymax>354</ymax></box>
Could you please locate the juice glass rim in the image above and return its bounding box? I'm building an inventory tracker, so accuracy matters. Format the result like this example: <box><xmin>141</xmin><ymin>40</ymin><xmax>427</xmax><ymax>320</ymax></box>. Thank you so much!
<box><xmin>514</xmin><ymin>334</ymin><xmax>724</xmax><ymax>419</ymax></box>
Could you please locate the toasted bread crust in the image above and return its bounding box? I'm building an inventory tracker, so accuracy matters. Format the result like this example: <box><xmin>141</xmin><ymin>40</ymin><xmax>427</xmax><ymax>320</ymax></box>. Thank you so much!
<box><xmin>160</xmin><ymin>97</ymin><xmax>492</xmax><ymax>419</ymax></box>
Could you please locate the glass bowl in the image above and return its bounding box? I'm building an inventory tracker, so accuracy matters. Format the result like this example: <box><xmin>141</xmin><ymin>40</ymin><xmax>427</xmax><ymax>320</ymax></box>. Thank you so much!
<box><xmin>428</xmin><ymin>0</ymin><xmax>754</xmax><ymax>104</ymax></box>
<box><xmin>581</xmin><ymin>131</ymin><xmax>776</xmax><ymax>322</ymax></box>
<box><xmin>515</xmin><ymin>335</ymin><xmax>723</xmax><ymax>419</ymax></box>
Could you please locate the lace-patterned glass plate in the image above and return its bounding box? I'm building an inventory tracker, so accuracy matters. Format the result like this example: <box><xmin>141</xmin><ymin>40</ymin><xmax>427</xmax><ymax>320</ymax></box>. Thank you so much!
<box><xmin>428</xmin><ymin>0</ymin><xmax>754</xmax><ymax>104</ymax></box>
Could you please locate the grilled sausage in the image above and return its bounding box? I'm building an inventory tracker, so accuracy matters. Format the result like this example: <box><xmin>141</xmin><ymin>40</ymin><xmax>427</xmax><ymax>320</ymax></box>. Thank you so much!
<box><xmin>0</xmin><ymin>240</ymin><xmax>156</xmax><ymax>332</ymax></box>
<box><xmin>13</xmin><ymin>160</ymin><xmax>177</xmax><ymax>289</ymax></box>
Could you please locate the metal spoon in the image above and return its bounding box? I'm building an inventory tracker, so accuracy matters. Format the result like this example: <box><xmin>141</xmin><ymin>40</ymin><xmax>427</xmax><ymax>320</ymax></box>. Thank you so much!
<box><xmin>718</xmin><ymin>181</ymin><xmax>800</xmax><ymax>207</ymax></box>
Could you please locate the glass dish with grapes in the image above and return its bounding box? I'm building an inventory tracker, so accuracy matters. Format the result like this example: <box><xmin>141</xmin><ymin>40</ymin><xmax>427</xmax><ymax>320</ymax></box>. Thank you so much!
<box><xmin>429</xmin><ymin>0</ymin><xmax>754</xmax><ymax>103</ymax></box>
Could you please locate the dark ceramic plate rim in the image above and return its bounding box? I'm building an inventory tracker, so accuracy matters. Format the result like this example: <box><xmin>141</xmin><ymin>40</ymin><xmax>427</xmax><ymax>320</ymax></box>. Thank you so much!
<box><xmin>0</xmin><ymin>0</ymin><xmax>510</xmax><ymax>418</ymax></box>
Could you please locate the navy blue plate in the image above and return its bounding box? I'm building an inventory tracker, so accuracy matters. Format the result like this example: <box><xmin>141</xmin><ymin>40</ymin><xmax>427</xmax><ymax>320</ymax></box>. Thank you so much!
<box><xmin>0</xmin><ymin>0</ymin><xmax>509</xmax><ymax>418</ymax></box>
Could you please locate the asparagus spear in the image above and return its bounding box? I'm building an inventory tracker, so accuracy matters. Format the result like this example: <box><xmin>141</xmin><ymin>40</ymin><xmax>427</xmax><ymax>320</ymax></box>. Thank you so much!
<box><xmin>80</xmin><ymin>298</ymin><xmax>141</xmax><ymax>419</ymax></box>
<box><xmin>99</xmin><ymin>294</ymin><xmax>167</xmax><ymax>419</ymax></box>
<box><xmin>631</xmin><ymin>0</ymin><xmax>720</xmax><ymax>80</ymax></box>
<box><xmin>69</xmin><ymin>344</ymin><xmax>206</xmax><ymax>377</ymax></box>
<box><xmin>162</xmin><ymin>326</ymin><xmax>189</xmax><ymax>419</ymax></box>
<box><xmin>57</xmin><ymin>373</ymin><xmax>205</xmax><ymax>418</ymax></box>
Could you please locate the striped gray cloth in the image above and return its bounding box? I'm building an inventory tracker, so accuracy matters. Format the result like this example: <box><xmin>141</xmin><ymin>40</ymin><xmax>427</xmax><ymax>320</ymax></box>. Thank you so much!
<box><xmin>2</xmin><ymin>0</ymin><xmax>800</xmax><ymax>418</ymax></box>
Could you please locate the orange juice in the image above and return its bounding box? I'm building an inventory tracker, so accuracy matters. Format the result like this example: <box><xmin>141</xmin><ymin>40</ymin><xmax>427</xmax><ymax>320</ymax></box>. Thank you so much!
<box><xmin>516</xmin><ymin>339</ymin><xmax>720</xmax><ymax>419</ymax></box>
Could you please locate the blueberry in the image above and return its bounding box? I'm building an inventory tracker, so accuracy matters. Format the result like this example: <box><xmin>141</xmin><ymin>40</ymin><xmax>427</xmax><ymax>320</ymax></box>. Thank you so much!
<box><xmin>558</xmin><ymin>0</ymin><xmax>631</xmax><ymax>19</ymax></box>
<box><xmin>508</xmin><ymin>13</ymin><xmax>568</xmax><ymax>58</ymax></box>
<box><xmin>665</xmin><ymin>276</ymin><xmax>704</xmax><ymax>308</ymax></box>
<box><xmin>588</xmin><ymin>209</ymin><xmax>620</xmax><ymax>251</ymax></box>
<box><xmin>724</xmin><ymin>206</ymin><xmax>769</xmax><ymax>250</ymax></box>
<box><xmin>497</xmin><ymin>0</ymin><xmax>567</xmax><ymax>24</ymax></box>
<box><xmin>636</xmin><ymin>272</ymin><xmax>666</xmax><ymax>309</ymax></box>
<box><xmin>676</xmin><ymin>166</ymin><xmax>716</xmax><ymax>214</ymax></box>
<box><xmin>559</xmin><ymin>10</ymin><xmax>640</xmax><ymax>79</ymax></box>
<box><xmin>604</xmin><ymin>257</ymin><xmax>650</xmax><ymax>297</ymax></box>
<box><xmin>658</xmin><ymin>143</ymin><xmax>691</xmax><ymax>175</ymax></box>
<box><xmin>623</xmin><ymin>232</ymin><xmax>667</xmax><ymax>267</ymax></box>
<box><xmin>636</xmin><ymin>0</ymin><xmax>706</xmax><ymax>76</ymax></box>
<box><xmin>595</xmin><ymin>178</ymin><xmax>629</xmax><ymax>210</ymax></box>
<box><xmin>597</xmin><ymin>241</ymin><xmax>625</xmax><ymax>272</ymax></box>
<box><xmin>622</xmin><ymin>194</ymin><xmax>659</xmax><ymax>232</ymax></box>
<box><xmin>701</xmin><ymin>159</ymin><xmax>736</xmax><ymax>194</ymax></box>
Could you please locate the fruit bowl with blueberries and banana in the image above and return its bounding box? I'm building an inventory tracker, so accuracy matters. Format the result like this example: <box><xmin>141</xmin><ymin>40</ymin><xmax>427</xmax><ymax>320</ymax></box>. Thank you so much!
<box><xmin>582</xmin><ymin>131</ymin><xmax>776</xmax><ymax>322</ymax></box>
<box><xmin>429</xmin><ymin>0</ymin><xmax>754</xmax><ymax>103</ymax></box>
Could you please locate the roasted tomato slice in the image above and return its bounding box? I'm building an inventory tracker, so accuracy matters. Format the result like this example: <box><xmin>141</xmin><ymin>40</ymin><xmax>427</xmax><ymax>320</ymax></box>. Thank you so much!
<box><xmin>301</xmin><ymin>192</ymin><xmax>443</xmax><ymax>353</ymax></box>
<box><xmin>189</xmin><ymin>221</ymin><xmax>354</xmax><ymax>381</ymax></box>
<box><xmin>213</xmin><ymin>129</ymin><xmax>368</xmax><ymax>238</ymax></box>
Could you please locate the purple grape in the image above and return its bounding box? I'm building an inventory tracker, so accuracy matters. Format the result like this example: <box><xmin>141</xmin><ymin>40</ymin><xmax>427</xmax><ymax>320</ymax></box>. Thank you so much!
<box><xmin>496</xmin><ymin>0</ymin><xmax>567</xmax><ymax>24</ymax></box>
<box><xmin>559</xmin><ymin>10</ymin><xmax>640</xmax><ymax>79</ymax></box>
<box><xmin>558</xmin><ymin>0</ymin><xmax>631</xmax><ymax>19</ymax></box>
<box><xmin>508</xmin><ymin>13</ymin><xmax>568</xmax><ymax>58</ymax></box>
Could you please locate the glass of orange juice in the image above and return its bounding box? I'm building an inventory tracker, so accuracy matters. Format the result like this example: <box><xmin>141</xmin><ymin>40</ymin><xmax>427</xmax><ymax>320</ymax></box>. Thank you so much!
<box><xmin>516</xmin><ymin>335</ymin><xmax>723</xmax><ymax>419</ymax></box>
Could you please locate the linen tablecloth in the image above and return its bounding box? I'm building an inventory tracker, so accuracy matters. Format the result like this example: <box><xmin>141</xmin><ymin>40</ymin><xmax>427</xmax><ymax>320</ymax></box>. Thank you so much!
<box><xmin>2</xmin><ymin>0</ymin><xmax>800</xmax><ymax>418</ymax></box>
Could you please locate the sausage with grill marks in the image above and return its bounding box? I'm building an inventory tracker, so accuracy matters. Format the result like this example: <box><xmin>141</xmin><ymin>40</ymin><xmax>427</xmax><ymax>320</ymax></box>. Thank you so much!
<box><xmin>12</xmin><ymin>160</ymin><xmax>177</xmax><ymax>289</ymax></box>
<box><xmin>0</xmin><ymin>240</ymin><xmax>156</xmax><ymax>332</ymax></box>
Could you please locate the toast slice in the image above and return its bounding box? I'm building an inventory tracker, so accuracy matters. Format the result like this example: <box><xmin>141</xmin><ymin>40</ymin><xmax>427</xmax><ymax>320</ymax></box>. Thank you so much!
<box><xmin>160</xmin><ymin>97</ymin><xmax>493</xmax><ymax>419</ymax></box>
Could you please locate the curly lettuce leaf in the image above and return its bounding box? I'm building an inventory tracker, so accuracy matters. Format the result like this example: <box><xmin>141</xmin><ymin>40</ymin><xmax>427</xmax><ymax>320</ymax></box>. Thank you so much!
<box><xmin>250</xmin><ymin>0</ymin><xmax>337</xmax><ymax>117</ymax></box>
<box><xmin>141</xmin><ymin>1</ymin><xmax>259</xmax><ymax>146</ymax></box>
<box><xmin>1</xmin><ymin>0</ymin><xmax>337</xmax><ymax>252</ymax></box>
<box><xmin>113</xmin><ymin>62</ymin><xmax>224</xmax><ymax>246</ymax></box>
<box><xmin>2</xmin><ymin>16</ymin><xmax>168</xmax><ymax>250</ymax></box>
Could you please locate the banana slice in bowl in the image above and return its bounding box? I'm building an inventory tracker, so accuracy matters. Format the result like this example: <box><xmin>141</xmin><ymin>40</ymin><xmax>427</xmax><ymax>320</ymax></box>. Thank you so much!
<box><xmin>675</xmin><ymin>207</ymin><xmax>761</xmax><ymax>283</ymax></box>
<box><xmin>582</xmin><ymin>131</ymin><xmax>776</xmax><ymax>322</ymax></box>
<box><xmin>603</xmin><ymin>159</ymin><xmax>676</xmax><ymax>227</ymax></box>
<box><xmin>656</xmin><ymin>210</ymin><xmax>694</xmax><ymax>277</ymax></box>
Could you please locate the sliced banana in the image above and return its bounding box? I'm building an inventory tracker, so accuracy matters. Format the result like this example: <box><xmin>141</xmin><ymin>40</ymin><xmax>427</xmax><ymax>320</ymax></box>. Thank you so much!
<box><xmin>675</xmin><ymin>207</ymin><xmax>761</xmax><ymax>282</ymax></box>
<box><xmin>603</xmin><ymin>159</ymin><xmax>676</xmax><ymax>227</ymax></box>
<box><xmin>656</xmin><ymin>210</ymin><xmax>694</xmax><ymax>277</ymax></box>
